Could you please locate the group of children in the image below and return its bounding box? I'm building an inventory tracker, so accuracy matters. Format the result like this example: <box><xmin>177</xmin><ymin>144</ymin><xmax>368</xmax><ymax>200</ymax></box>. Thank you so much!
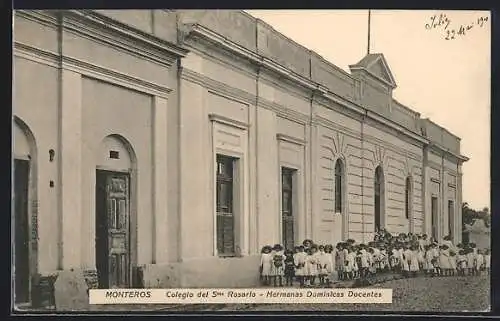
<box><xmin>259</xmin><ymin>230</ymin><xmax>490</xmax><ymax>287</ymax></box>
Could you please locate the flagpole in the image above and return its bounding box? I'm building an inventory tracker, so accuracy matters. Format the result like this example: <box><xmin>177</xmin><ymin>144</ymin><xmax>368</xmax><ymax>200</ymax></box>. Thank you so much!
<box><xmin>367</xmin><ymin>9</ymin><xmax>371</xmax><ymax>54</ymax></box>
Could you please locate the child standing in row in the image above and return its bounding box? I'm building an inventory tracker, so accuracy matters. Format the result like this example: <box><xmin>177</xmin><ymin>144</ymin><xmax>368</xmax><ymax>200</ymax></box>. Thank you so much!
<box><xmin>335</xmin><ymin>243</ymin><xmax>345</xmax><ymax>280</ymax></box>
<box><xmin>293</xmin><ymin>245</ymin><xmax>307</xmax><ymax>286</ymax></box>
<box><xmin>260</xmin><ymin>245</ymin><xmax>273</xmax><ymax>285</ymax></box>
<box><xmin>323</xmin><ymin>245</ymin><xmax>334</xmax><ymax>285</ymax></box>
<box><xmin>361</xmin><ymin>245</ymin><xmax>372</xmax><ymax>278</ymax></box>
<box><xmin>457</xmin><ymin>249</ymin><xmax>467</xmax><ymax>276</ymax></box>
<box><xmin>439</xmin><ymin>245</ymin><xmax>452</xmax><ymax>276</ymax></box>
<box><xmin>307</xmin><ymin>245</ymin><xmax>319</xmax><ymax>285</ymax></box>
<box><xmin>317</xmin><ymin>245</ymin><xmax>328</xmax><ymax>286</ymax></box>
<box><xmin>476</xmin><ymin>249</ymin><xmax>484</xmax><ymax>275</ymax></box>
<box><xmin>467</xmin><ymin>247</ymin><xmax>476</xmax><ymax>276</ymax></box>
<box><xmin>284</xmin><ymin>249</ymin><xmax>295</xmax><ymax>286</ymax></box>
<box><xmin>449</xmin><ymin>251</ymin><xmax>457</xmax><ymax>276</ymax></box>
<box><xmin>485</xmin><ymin>249</ymin><xmax>491</xmax><ymax>275</ymax></box>
<box><xmin>344</xmin><ymin>247</ymin><xmax>356</xmax><ymax>280</ymax></box>
<box><xmin>408</xmin><ymin>245</ymin><xmax>420</xmax><ymax>277</ymax></box>
<box><xmin>271</xmin><ymin>244</ymin><xmax>285</xmax><ymax>287</ymax></box>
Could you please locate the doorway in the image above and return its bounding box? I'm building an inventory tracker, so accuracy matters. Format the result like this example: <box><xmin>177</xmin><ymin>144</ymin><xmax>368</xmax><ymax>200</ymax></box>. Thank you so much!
<box><xmin>431</xmin><ymin>196</ymin><xmax>438</xmax><ymax>240</ymax></box>
<box><xmin>14</xmin><ymin>159</ymin><xmax>30</xmax><ymax>303</ymax></box>
<box><xmin>448</xmin><ymin>200</ymin><xmax>454</xmax><ymax>240</ymax></box>
<box><xmin>95</xmin><ymin>170</ymin><xmax>131</xmax><ymax>289</ymax></box>
<box><xmin>374</xmin><ymin>166</ymin><xmax>384</xmax><ymax>232</ymax></box>
<box><xmin>281</xmin><ymin>167</ymin><xmax>295</xmax><ymax>251</ymax></box>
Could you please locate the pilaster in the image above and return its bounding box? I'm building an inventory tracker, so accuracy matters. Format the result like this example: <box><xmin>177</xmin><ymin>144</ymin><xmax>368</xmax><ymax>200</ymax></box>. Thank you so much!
<box><xmin>153</xmin><ymin>96</ymin><xmax>169</xmax><ymax>263</ymax></box>
<box><xmin>456</xmin><ymin>171</ymin><xmax>463</xmax><ymax>243</ymax></box>
<box><xmin>60</xmin><ymin>68</ymin><xmax>82</xmax><ymax>269</ymax></box>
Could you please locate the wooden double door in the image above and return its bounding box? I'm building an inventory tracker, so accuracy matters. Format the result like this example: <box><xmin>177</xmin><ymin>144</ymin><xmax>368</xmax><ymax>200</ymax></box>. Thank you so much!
<box><xmin>95</xmin><ymin>170</ymin><xmax>131</xmax><ymax>289</ymax></box>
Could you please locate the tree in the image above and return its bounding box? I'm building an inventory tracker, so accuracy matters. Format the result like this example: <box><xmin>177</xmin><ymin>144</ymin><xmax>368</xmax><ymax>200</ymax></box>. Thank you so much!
<box><xmin>462</xmin><ymin>202</ymin><xmax>490</xmax><ymax>228</ymax></box>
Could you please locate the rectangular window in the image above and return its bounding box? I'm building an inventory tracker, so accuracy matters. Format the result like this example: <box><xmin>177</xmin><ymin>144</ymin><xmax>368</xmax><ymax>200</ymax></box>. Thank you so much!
<box><xmin>431</xmin><ymin>196</ymin><xmax>438</xmax><ymax>240</ymax></box>
<box><xmin>216</xmin><ymin>154</ymin><xmax>235</xmax><ymax>256</ymax></box>
<box><xmin>448</xmin><ymin>200</ymin><xmax>454</xmax><ymax>239</ymax></box>
<box><xmin>281</xmin><ymin>168</ymin><xmax>295</xmax><ymax>251</ymax></box>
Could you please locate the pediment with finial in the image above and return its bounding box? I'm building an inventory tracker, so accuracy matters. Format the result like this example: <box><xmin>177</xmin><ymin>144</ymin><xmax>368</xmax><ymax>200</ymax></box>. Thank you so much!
<box><xmin>349</xmin><ymin>53</ymin><xmax>397</xmax><ymax>89</ymax></box>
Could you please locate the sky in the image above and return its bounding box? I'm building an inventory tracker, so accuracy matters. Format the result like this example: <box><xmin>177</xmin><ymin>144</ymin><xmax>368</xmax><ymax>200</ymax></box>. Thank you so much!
<box><xmin>246</xmin><ymin>10</ymin><xmax>491</xmax><ymax>211</ymax></box>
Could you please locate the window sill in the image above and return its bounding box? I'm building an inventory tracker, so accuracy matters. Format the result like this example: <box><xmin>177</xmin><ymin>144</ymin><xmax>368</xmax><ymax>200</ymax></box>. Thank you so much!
<box><xmin>217</xmin><ymin>253</ymin><xmax>245</xmax><ymax>259</ymax></box>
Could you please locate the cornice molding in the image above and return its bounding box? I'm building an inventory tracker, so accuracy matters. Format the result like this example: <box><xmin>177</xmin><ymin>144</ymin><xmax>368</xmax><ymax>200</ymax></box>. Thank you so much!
<box><xmin>183</xmin><ymin>23</ymin><xmax>437</xmax><ymax>150</ymax></box>
<box><xmin>182</xmin><ymin>66</ymin><xmax>424</xmax><ymax>163</ymax></box>
<box><xmin>62</xmin><ymin>56</ymin><xmax>172</xmax><ymax>97</ymax></box>
<box><xmin>14</xmin><ymin>42</ymin><xmax>173</xmax><ymax>98</ymax></box>
<box><xmin>366</xmin><ymin>110</ymin><xmax>427</xmax><ymax>145</ymax></box>
<box><xmin>15</xmin><ymin>10</ymin><xmax>58</xmax><ymax>28</ymax></box>
<box><xmin>13</xmin><ymin>42</ymin><xmax>59</xmax><ymax>68</ymax></box>
<box><xmin>180</xmin><ymin>67</ymin><xmax>310</xmax><ymax>125</ymax></box>
<box><xmin>277</xmin><ymin>133</ymin><xmax>306</xmax><ymax>146</ymax></box>
<box><xmin>72</xmin><ymin>10</ymin><xmax>188</xmax><ymax>57</ymax></box>
<box><xmin>428</xmin><ymin>142</ymin><xmax>469</xmax><ymax>163</ymax></box>
<box><xmin>209</xmin><ymin>113</ymin><xmax>248</xmax><ymax>130</ymax></box>
<box><xmin>184</xmin><ymin>24</ymin><xmax>318</xmax><ymax>92</ymax></box>
<box><xmin>180</xmin><ymin>67</ymin><xmax>256</xmax><ymax>106</ymax></box>
<box><xmin>60</xmin><ymin>12</ymin><xmax>178</xmax><ymax>69</ymax></box>
<box><xmin>430</xmin><ymin>178</ymin><xmax>441</xmax><ymax>184</ymax></box>
<box><xmin>16</xmin><ymin>10</ymin><xmax>189</xmax><ymax>66</ymax></box>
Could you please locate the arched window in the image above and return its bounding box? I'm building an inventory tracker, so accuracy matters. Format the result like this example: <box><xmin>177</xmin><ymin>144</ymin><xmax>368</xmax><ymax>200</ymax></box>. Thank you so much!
<box><xmin>405</xmin><ymin>177</ymin><xmax>411</xmax><ymax>220</ymax></box>
<box><xmin>334</xmin><ymin>159</ymin><xmax>344</xmax><ymax>213</ymax></box>
<box><xmin>374</xmin><ymin>166</ymin><xmax>384</xmax><ymax>232</ymax></box>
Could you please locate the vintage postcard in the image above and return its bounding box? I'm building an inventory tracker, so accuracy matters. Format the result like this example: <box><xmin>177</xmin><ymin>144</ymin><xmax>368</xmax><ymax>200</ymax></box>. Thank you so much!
<box><xmin>11</xmin><ymin>9</ymin><xmax>490</xmax><ymax>313</ymax></box>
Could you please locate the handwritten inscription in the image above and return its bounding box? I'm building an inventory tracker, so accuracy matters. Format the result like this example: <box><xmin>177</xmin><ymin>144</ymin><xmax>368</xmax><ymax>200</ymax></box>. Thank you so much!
<box><xmin>425</xmin><ymin>13</ymin><xmax>489</xmax><ymax>40</ymax></box>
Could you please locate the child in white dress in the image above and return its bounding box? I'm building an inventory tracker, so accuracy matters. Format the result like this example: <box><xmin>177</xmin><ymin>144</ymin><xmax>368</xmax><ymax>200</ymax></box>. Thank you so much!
<box><xmin>345</xmin><ymin>247</ymin><xmax>355</xmax><ymax>280</ymax></box>
<box><xmin>342</xmin><ymin>244</ymin><xmax>349</xmax><ymax>280</ymax></box>
<box><xmin>484</xmin><ymin>249</ymin><xmax>491</xmax><ymax>275</ymax></box>
<box><xmin>307</xmin><ymin>245</ymin><xmax>319</xmax><ymax>286</ymax></box>
<box><xmin>368</xmin><ymin>247</ymin><xmax>377</xmax><ymax>276</ymax></box>
<box><xmin>391</xmin><ymin>245</ymin><xmax>401</xmax><ymax>272</ymax></box>
<box><xmin>457</xmin><ymin>250</ymin><xmax>467</xmax><ymax>276</ymax></box>
<box><xmin>475</xmin><ymin>249</ymin><xmax>484</xmax><ymax>276</ymax></box>
<box><xmin>417</xmin><ymin>246</ymin><xmax>426</xmax><ymax>272</ymax></box>
<box><xmin>270</xmin><ymin>244</ymin><xmax>285</xmax><ymax>287</ymax></box>
<box><xmin>409</xmin><ymin>245</ymin><xmax>420</xmax><ymax>277</ymax></box>
<box><xmin>432</xmin><ymin>243</ymin><xmax>441</xmax><ymax>276</ymax></box>
<box><xmin>372</xmin><ymin>246</ymin><xmax>381</xmax><ymax>272</ymax></box>
<box><xmin>293</xmin><ymin>245</ymin><xmax>307</xmax><ymax>287</ymax></box>
<box><xmin>317</xmin><ymin>245</ymin><xmax>328</xmax><ymax>286</ymax></box>
<box><xmin>424</xmin><ymin>245</ymin><xmax>434</xmax><ymax>276</ymax></box>
<box><xmin>466</xmin><ymin>247</ymin><xmax>476</xmax><ymax>276</ymax></box>
<box><xmin>397</xmin><ymin>246</ymin><xmax>405</xmax><ymax>272</ymax></box>
<box><xmin>402</xmin><ymin>245</ymin><xmax>411</xmax><ymax>277</ymax></box>
<box><xmin>380</xmin><ymin>247</ymin><xmax>389</xmax><ymax>272</ymax></box>
<box><xmin>260</xmin><ymin>245</ymin><xmax>273</xmax><ymax>286</ymax></box>
<box><xmin>353</xmin><ymin>247</ymin><xmax>360</xmax><ymax>279</ymax></box>
<box><xmin>448</xmin><ymin>250</ymin><xmax>457</xmax><ymax>276</ymax></box>
<box><xmin>359</xmin><ymin>245</ymin><xmax>370</xmax><ymax>278</ymax></box>
<box><xmin>323</xmin><ymin>244</ymin><xmax>334</xmax><ymax>285</ymax></box>
<box><xmin>439</xmin><ymin>245</ymin><xmax>451</xmax><ymax>276</ymax></box>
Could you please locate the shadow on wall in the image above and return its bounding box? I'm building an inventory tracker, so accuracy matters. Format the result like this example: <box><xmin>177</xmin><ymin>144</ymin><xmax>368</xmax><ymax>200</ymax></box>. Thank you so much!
<box><xmin>140</xmin><ymin>255</ymin><xmax>261</xmax><ymax>288</ymax></box>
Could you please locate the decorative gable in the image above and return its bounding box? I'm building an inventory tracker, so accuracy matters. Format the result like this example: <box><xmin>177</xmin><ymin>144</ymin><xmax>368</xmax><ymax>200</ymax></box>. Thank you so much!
<box><xmin>348</xmin><ymin>53</ymin><xmax>397</xmax><ymax>89</ymax></box>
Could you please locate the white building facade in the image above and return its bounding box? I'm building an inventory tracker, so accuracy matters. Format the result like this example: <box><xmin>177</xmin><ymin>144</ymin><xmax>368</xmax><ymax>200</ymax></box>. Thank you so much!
<box><xmin>13</xmin><ymin>10</ymin><xmax>468</xmax><ymax>305</ymax></box>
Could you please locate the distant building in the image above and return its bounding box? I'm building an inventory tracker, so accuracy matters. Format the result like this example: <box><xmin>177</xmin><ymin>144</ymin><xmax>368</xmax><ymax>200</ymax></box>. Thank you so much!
<box><xmin>13</xmin><ymin>10</ymin><xmax>468</xmax><ymax>304</ymax></box>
